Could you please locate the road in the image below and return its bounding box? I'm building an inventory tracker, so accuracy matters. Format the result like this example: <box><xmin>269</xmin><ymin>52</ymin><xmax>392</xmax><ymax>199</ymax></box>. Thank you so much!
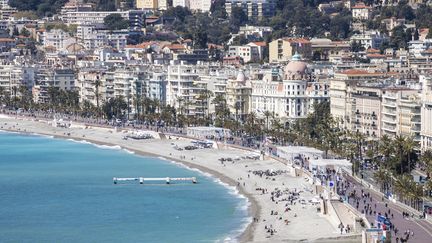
<box><xmin>341</xmin><ymin>171</ymin><xmax>432</xmax><ymax>243</ymax></box>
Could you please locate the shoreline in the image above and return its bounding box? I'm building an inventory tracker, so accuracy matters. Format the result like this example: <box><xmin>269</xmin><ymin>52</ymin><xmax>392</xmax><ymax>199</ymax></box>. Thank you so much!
<box><xmin>0</xmin><ymin>116</ymin><xmax>345</xmax><ymax>242</ymax></box>
<box><xmin>0</xmin><ymin>125</ymin><xmax>258</xmax><ymax>242</ymax></box>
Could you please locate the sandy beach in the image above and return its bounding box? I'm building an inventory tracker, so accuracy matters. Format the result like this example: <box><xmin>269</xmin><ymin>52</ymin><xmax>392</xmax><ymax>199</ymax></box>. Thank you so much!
<box><xmin>0</xmin><ymin>115</ymin><xmax>353</xmax><ymax>242</ymax></box>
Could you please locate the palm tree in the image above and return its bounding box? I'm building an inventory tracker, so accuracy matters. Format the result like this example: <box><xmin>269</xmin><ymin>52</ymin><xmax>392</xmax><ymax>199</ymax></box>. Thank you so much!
<box><xmin>374</xmin><ymin>168</ymin><xmax>392</xmax><ymax>194</ymax></box>
<box><xmin>393</xmin><ymin>174</ymin><xmax>413</xmax><ymax>205</ymax></box>
<box><xmin>212</xmin><ymin>94</ymin><xmax>229</xmax><ymax>127</ymax></box>
<box><xmin>421</xmin><ymin>150</ymin><xmax>432</xmax><ymax>178</ymax></box>
<box><xmin>47</xmin><ymin>86</ymin><xmax>60</xmax><ymax>111</ymax></box>
<box><xmin>197</xmin><ymin>89</ymin><xmax>213</xmax><ymax>121</ymax></box>
<box><xmin>403</xmin><ymin>136</ymin><xmax>417</xmax><ymax>171</ymax></box>
<box><xmin>263</xmin><ymin>110</ymin><xmax>272</xmax><ymax>131</ymax></box>
<box><xmin>94</xmin><ymin>77</ymin><xmax>102</xmax><ymax>113</ymax></box>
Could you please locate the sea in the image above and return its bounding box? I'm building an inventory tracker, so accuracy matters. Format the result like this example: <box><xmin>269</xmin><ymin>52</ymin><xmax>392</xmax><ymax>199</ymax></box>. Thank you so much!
<box><xmin>0</xmin><ymin>131</ymin><xmax>250</xmax><ymax>243</ymax></box>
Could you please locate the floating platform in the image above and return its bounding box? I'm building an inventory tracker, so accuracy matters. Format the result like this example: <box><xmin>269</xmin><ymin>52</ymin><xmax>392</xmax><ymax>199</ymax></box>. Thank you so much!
<box><xmin>113</xmin><ymin>177</ymin><xmax>197</xmax><ymax>184</ymax></box>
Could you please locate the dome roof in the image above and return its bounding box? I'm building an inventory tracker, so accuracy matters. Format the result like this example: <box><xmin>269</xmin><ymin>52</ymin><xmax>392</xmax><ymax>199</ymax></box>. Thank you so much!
<box><xmin>285</xmin><ymin>61</ymin><xmax>307</xmax><ymax>75</ymax></box>
<box><xmin>284</xmin><ymin>53</ymin><xmax>308</xmax><ymax>80</ymax></box>
<box><xmin>236</xmin><ymin>70</ymin><xmax>246</xmax><ymax>82</ymax></box>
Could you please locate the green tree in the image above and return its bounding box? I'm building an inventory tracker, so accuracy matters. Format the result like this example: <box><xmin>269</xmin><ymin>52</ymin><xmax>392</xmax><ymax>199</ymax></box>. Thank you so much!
<box><xmin>19</xmin><ymin>27</ymin><xmax>31</xmax><ymax>37</ymax></box>
<box><xmin>229</xmin><ymin>6</ymin><xmax>248</xmax><ymax>33</ymax></box>
<box><xmin>351</xmin><ymin>41</ymin><xmax>365</xmax><ymax>52</ymax></box>
<box><xmin>104</xmin><ymin>13</ymin><xmax>129</xmax><ymax>30</ymax></box>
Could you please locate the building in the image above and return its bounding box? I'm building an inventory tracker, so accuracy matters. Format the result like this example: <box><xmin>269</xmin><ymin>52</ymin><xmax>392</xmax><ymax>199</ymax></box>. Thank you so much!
<box><xmin>381</xmin><ymin>17</ymin><xmax>405</xmax><ymax>32</ymax></box>
<box><xmin>113</xmin><ymin>68</ymin><xmax>145</xmax><ymax>116</ymax></box>
<box><xmin>269</xmin><ymin>38</ymin><xmax>312</xmax><ymax>63</ymax></box>
<box><xmin>136</xmin><ymin>0</ymin><xmax>158</xmax><ymax>9</ymax></box>
<box><xmin>0</xmin><ymin>64</ymin><xmax>35</xmax><ymax>97</ymax></box>
<box><xmin>225</xmin><ymin>0</ymin><xmax>276</xmax><ymax>21</ymax></box>
<box><xmin>77</xmin><ymin>25</ymin><xmax>128</xmax><ymax>50</ymax></box>
<box><xmin>63</xmin><ymin>10</ymin><xmax>146</xmax><ymax>30</ymax></box>
<box><xmin>227</xmin><ymin>45</ymin><xmax>261</xmax><ymax>63</ymax></box>
<box><xmin>77</xmin><ymin>69</ymin><xmax>110</xmax><ymax>106</ymax></box>
<box><xmin>330</xmin><ymin>69</ymin><xmax>391</xmax><ymax>130</ymax></box>
<box><xmin>33</xmin><ymin>68</ymin><xmax>74</xmax><ymax>103</ymax></box>
<box><xmin>351</xmin><ymin>2</ymin><xmax>372</xmax><ymax>20</ymax></box>
<box><xmin>189</xmin><ymin>0</ymin><xmax>212</xmax><ymax>12</ymax></box>
<box><xmin>381</xmin><ymin>88</ymin><xmax>421</xmax><ymax>142</ymax></box>
<box><xmin>421</xmin><ymin>75</ymin><xmax>432</xmax><ymax>151</ymax></box>
<box><xmin>350</xmin><ymin>31</ymin><xmax>388</xmax><ymax>50</ymax></box>
<box><xmin>144</xmin><ymin>68</ymin><xmax>167</xmax><ymax>104</ymax></box>
<box><xmin>226</xmin><ymin>71</ymin><xmax>251</xmax><ymax>122</ymax></box>
<box><xmin>350</xmin><ymin>85</ymin><xmax>383</xmax><ymax>138</ymax></box>
<box><xmin>173</xmin><ymin>0</ymin><xmax>190</xmax><ymax>8</ymax></box>
<box><xmin>42</xmin><ymin>29</ymin><xmax>76</xmax><ymax>51</ymax></box>
<box><xmin>166</xmin><ymin>64</ymin><xmax>209</xmax><ymax>116</ymax></box>
<box><xmin>250</xmin><ymin>54</ymin><xmax>328</xmax><ymax>123</ymax></box>
<box><xmin>310</xmin><ymin>38</ymin><xmax>351</xmax><ymax>61</ymax></box>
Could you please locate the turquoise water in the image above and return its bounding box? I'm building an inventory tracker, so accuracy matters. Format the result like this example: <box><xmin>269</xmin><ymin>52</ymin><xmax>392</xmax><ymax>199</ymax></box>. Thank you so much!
<box><xmin>0</xmin><ymin>132</ymin><xmax>249</xmax><ymax>243</ymax></box>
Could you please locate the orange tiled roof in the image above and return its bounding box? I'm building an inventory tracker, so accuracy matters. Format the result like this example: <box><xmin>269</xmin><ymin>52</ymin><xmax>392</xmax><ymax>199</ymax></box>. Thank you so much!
<box><xmin>419</xmin><ymin>28</ymin><xmax>429</xmax><ymax>34</ymax></box>
<box><xmin>367</xmin><ymin>53</ymin><xmax>386</xmax><ymax>58</ymax></box>
<box><xmin>367</xmin><ymin>48</ymin><xmax>380</xmax><ymax>53</ymax></box>
<box><xmin>340</xmin><ymin>69</ymin><xmax>373</xmax><ymax>75</ymax></box>
<box><xmin>251</xmin><ymin>41</ymin><xmax>266</xmax><ymax>47</ymax></box>
<box><xmin>282</xmin><ymin>38</ymin><xmax>310</xmax><ymax>44</ymax></box>
<box><xmin>0</xmin><ymin>38</ymin><xmax>14</xmax><ymax>42</ymax></box>
<box><xmin>126</xmin><ymin>41</ymin><xmax>154</xmax><ymax>49</ymax></box>
<box><xmin>352</xmin><ymin>3</ymin><xmax>372</xmax><ymax>9</ymax></box>
<box><xmin>165</xmin><ymin>44</ymin><xmax>185</xmax><ymax>50</ymax></box>
<box><xmin>208</xmin><ymin>43</ymin><xmax>224</xmax><ymax>49</ymax></box>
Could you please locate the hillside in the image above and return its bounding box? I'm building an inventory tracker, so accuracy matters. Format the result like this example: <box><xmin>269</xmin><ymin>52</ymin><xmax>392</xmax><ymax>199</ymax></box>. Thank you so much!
<box><xmin>8</xmin><ymin>0</ymin><xmax>131</xmax><ymax>16</ymax></box>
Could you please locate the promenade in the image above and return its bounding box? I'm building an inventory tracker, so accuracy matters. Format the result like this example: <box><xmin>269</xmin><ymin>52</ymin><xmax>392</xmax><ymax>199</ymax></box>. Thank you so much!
<box><xmin>341</xmin><ymin>172</ymin><xmax>432</xmax><ymax>243</ymax></box>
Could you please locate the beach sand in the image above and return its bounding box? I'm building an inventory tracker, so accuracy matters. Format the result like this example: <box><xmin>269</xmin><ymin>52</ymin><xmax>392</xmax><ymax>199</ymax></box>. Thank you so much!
<box><xmin>0</xmin><ymin>115</ymin><xmax>351</xmax><ymax>242</ymax></box>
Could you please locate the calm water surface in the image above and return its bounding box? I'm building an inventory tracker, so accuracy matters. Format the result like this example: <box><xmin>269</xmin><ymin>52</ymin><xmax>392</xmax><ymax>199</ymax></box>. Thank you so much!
<box><xmin>0</xmin><ymin>132</ymin><xmax>248</xmax><ymax>243</ymax></box>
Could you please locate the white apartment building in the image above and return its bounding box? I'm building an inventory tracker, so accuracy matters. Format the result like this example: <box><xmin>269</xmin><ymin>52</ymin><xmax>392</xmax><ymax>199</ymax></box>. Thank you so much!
<box><xmin>136</xmin><ymin>0</ymin><xmax>158</xmax><ymax>9</ymax></box>
<box><xmin>189</xmin><ymin>0</ymin><xmax>212</xmax><ymax>12</ymax></box>
<box><xmin>351</xmin><ymin>2</ymin><xmax>372</xmax><ymax>20</ymax></box>
<box><xmin>351</xmin><ymin>85</ymin><xmax>382</xmax><ymax>138</ymax></box>
<box><xmin>225</xmin><ymin>0</ymin><xmax>276</xmax><ymax>20</ymax></box>
<box><xmin>350</xmin><ymin>31</ymin><xmax>388</xmax><ymax>50</ymax></box>
<box><xmin>166</xmin><ymin>64</ymin><xmax>210</xmax><ymax>116</ymax></box>
<box><xmin>381</xmin><ymin>88</ymin><xmax>422</xmax><ymax>142</ymax></box>
<box><xmin>0</xmin><ymin>64</ymin><xmax>35</xmax><ymax>96</ymax></box>
<box><xmin>330</xmin><ymin>69</ymin><xmax>390</xmax><ymax>130</ymax></box>
<box><xmin>63</xmin><ymin>11</ymin><xmax>129</xmax><ymax>25</ymax></box>
<box><xmin>42</xmin><ymin>29</ymin><xmax>76</xmax><ymax>51</ymax></box>
<box><xmin>77</xmin><ymin>69</ymin><xmax>111</xmax><ymax>107</ymax></box>
<box><xmin>227</xmin><ymin>45</ymin><xmax>260</xmax><ymax>63</ymax></box>
<box><xmin>173</xmin><ymin>0</ymin><xmax>190</xmax><ymax>8</ymax></box>
<box><xmin>33</xmin><ymin>68</ymin><xmax>75</xmax><ymax>103</ymax></box>
<box><xmin>226</xmin><ymin>71</ymin><xmax>251</xmax><ymax>122</ymax></box>
<box><xmin>145</xmin><ymin>68</ymin><xmax>167</xmax><ymax>103</ymax></box>
<box><xmin>421</xmin><ymin>75</ymin><xmax>432</xmax><ymax>151</ymax></box>
<box><xmin>77</xmin><ymin>25</ymin><xmax>128</xmax><ymax>50</ymax></box>
<box><xmin>408</xmin><ymin>39</ymin><xmax>432</xmax><ymax>57</ymax></box>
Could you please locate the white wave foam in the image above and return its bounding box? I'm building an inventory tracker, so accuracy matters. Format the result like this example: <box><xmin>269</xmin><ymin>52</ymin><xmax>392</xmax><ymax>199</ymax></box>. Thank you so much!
<box><xmin>0</xmin><ymin>129</ymin><xmax>19</xmax><ymax>134</ymax></box>
<box><xmin>67</xmin><ymin>138</ymin><xmax>92</xmax><ymax>145</ymax></box>
<box><xmin>32</xmin><ymin>133</ymin><xmax>54</xmax><ymax>139</ymax></box>
<box><xmin>123</xmin><ymin>149</ymin><xmax>135</xmax><ymax>154</ymax></box>
<box><xmin>94</xmin><ymin>144</ymin><xmax>122</xmax><ymax>150</ymax></box>
<box><xmin>66</xmin><ymin>138</ymin><xmax>122</xmax><ymax>151</ymax></box>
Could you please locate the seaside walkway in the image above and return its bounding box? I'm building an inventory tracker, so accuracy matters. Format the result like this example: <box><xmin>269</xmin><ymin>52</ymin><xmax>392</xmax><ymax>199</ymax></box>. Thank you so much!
<box><xmin>113</xmin><ymin>177</ymin><xmax>197</xmax><ymax>184</ymax></box>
